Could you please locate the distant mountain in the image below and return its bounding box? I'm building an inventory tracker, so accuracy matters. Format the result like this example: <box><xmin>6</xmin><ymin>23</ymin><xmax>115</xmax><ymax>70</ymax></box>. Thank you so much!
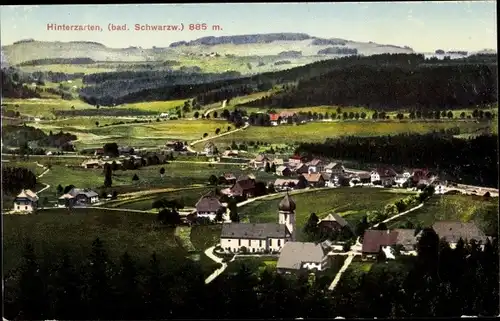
<box><xmin>2</xmin><ymin>33</ymin><xmax>415</xmax><ymax>66</ymax></box>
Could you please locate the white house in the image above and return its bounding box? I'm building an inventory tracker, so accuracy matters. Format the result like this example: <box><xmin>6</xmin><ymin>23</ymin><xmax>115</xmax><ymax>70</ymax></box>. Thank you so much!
<box><xmin>12</xmin><ymin>189</ymin><xmax>39</xmax><ymax>213</ymax></box>
<box><xmin>159</xmin><ymin>113</ymin><xmax>170</xmax><ymax>118</ymax></box>
<box><xmin>220</xmin><ymin>193</ymin><xmax>296</xmax><ymax>253</ymax></box>
<box><xmin>306</xmin><ymin>159</ymin><xmax>324</xmax><ymax>173</ymax></box>
<box><xmin>59</xmin><ymin>188</ymin><xmax>99</xmax><ymax>206</ymax></box>
<box><xmin>370</xmin><ymin>168</ymin><xmax>397</xmax><ymax>186</ymax></box>
<box><xmin>277</xmin><ymin>242</ymin><xmax>330</xmax><ymax>273</ymax></box>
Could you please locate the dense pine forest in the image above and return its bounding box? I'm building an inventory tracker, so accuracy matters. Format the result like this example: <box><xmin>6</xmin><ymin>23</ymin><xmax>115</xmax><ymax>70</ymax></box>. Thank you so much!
<box><xmin>295</xmin><ymin>133</ymin><xmax>499</xmax><ymax>188</ymax></box>
<box><xmin>3</xmin><ymin>234</ymin><xmax>498</xmax><ymax>320</ymax></box>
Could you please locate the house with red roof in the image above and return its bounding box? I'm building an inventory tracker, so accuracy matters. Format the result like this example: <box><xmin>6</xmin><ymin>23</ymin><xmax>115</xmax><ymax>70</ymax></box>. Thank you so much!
<box><xmin>270</xmin><ymin>113</ymin><xmax>280</xmax><ymax>126</ymax></box>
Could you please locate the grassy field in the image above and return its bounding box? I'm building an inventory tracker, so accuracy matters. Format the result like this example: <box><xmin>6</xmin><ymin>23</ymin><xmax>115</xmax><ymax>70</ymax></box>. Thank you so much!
<box><xmin>388</xmin><ymin>194</ymin><xmax>499</xmax><ymax>236</ymax></box>
<box><xmin>116</xmin><ymin>100</ymin><xmax>187</xmax><ymax>113</ymax></box>
<box><xmin>205</xmin><ymin>119</ymin><xmax>491</xmax><ymax>146</ymax></box>
<box><xmin>3</xmin><ymin>208</ymin><xmax>178</xmax><ymax>272</ymax></box>
<box><xmin>110</xmin><ymin>187</ymin><xmax>214</xmax><ymax>210</ymax></box>
<box><xmin>239</xmin><ymin>187</ymin><xmax>413</xmax><ymax>241</ymax></box>
<box><xmin>32</xmin><ymin>161</ymin><xmax>271</xmax><ymax>200</ymax></box>
<box><xmin>2</xmin><ymin>98</ymin><xmax>95</xmax><ymax>118</ymax></box>
<box><xmin>19</xmin><ymin>64</ymin><xmax>116</xmax><ymax>74</ymax></box>
<box><xmin>190</xmin><ymin>225</ymin><xmax>223</xmax><ymax>251</ymax></box>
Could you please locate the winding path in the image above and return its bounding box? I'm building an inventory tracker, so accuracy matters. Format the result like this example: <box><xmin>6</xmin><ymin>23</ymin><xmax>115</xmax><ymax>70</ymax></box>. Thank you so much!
<box><xmin>204</xmin><ymin>245</ymin><xmax>235</xmax><ymax>284</ymax></box>
<box><xmin>35</xmin><ymin>162</ymin><xmax>51</xmax><ymax>195</ymax></box>
<box><xmin>187</xmin><ymin>122</ymin><xmax>250</xmax><ymax>152</ymax></box>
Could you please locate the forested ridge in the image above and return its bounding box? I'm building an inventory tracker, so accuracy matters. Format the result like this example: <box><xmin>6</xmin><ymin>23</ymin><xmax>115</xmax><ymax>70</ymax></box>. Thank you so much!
<box><xmin>3</xmin><ymin>234</ymin><xmax>498</xmax><ymax>319</ymax></box>
<box><xmin>295</xmin><ymin>133</ymin><xmax>499</xmax><ymax>188</ymax></box>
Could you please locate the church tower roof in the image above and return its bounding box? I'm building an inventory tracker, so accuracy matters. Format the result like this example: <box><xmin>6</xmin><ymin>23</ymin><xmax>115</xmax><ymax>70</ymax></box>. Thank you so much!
<box><xmin>278</xmin><ymin>193</ymin><xmax>296</xmax><ymax>212</ymax></box>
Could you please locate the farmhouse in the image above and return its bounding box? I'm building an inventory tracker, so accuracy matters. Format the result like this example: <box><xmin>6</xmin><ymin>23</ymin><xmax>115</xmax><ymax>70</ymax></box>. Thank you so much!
<box><xmin>350</xmin><ymin>172</ymin><xmax>371</xmax><ymax>185</ymax></box>
<box><xmin>219</xmin><ymin>173</ymin><xmax>237</xmax><ymax>185</ymax></box>
<box><xmin>288</xmin><ymin>154</ymin><xmax>307</xmax><ymax>167</ymax></box>
<box><xmin>362</xmin><ymin>229</ymin><xmax>398</xmax><ymax>258</ymax></box>
<box><xmin>250</xmin><ymin>154</ymin><xmax>271</xmax><ymax>169</ymax></box>
<box><xmin>229</xmin><ymin>175</ymin><xmax>257</xmax><ymax>198</ymax></box>
<box><xmin>432</xmin><ymin>221</ymin><xmax>490</xmax><ymax>249</ymax></box>
<box><xmin>195</xmin><ymin>194</ymin><xmax>226</xmax><ymax>221</ymax></box>
<box><xmin>302</xmin><ymin>173</ymin><xmax>326</xmax><ymax>188</ymax></box>
<box><xmin>324</xmin><ymin>162</ymin><xmax>345</xmax><ymax>176</ymax></box>
<box><xmin>370</xmin><ymin>167</ymin><xmax>398</xmax><ymax>186</ymax></box>
<box><xmin>274</xmin><ymin>178</ymin><xmax>299</xmax><ymax>191</ymax></box>
<box><xmin>59</xmin><ymin>188</ymin><xmax>99</xmax><ymax>206</ymax></box>
<box><xmin>393</xmin><ymin>229</ymin><xmax>419</xmax><ymax>252</ymax></box>
<box><xmin>294</xmin><ymin>163</ymin><xmax>310</xmax><ymax>175</ymax></box>
<box><xmin>276</xmin><ymin>165</ymin><xmax>292</xmax><ymax>177</ymax></box>
<box><xmin>277</xmin><ymin>242</ymin><xmax>330</xmax><ymax>274</ymax></box>
<box><xmin>12</xmin><ymin>189</ymin><xmax>39</xmax><ymax>213</ymax></box>
<box><xmin>306</xmin><ymin>159</ymin><xmax>325</xmax><ymax>173</ymax></box>
<box><xmin>81</xmin><ymin>159</ymin><xmax>101</xmax><ymax>169</ymax></box>
<box><xmin>220</xmin><ymin>193</ymin><xmax>296</xmax><ymax>253</ymax></box>
<box><xmin>318</xmin><ymin>213</ymin><xmax>351</xmax><ymax>234</ymax></box>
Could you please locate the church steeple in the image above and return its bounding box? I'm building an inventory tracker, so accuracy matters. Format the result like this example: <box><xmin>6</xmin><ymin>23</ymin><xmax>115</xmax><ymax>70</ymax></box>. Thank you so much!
<box><xmin>278</xmin><ymin>191</ymin><xmax>296</xmax><ymax>241</ymax></box>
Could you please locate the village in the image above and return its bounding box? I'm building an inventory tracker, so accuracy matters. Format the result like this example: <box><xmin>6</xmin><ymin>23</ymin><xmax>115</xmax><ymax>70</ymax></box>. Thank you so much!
<box><xmin>10</xmin><ymin>141</ymin><xmax>498</xmax><ymax>290</ymax></box>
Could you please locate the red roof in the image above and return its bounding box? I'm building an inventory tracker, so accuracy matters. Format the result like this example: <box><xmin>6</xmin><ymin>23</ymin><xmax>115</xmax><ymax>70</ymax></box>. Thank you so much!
<box><xmin>270</xmin><ymin>113</ymin><xmax>279</xmax><ymax>121</ymax></box>
<box><xmin>362</xmin><ymin>230</ymin><xmax>398</xmax><ymax>253</ymax></box>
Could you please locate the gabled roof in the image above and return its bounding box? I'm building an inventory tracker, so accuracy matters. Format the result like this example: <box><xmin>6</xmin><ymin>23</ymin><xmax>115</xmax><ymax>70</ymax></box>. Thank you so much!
<box><xmin>68</xmin><ymin>188</ymin><xmax>98</xmax><ymax>198</ymax></box>
<box><xmin>279</xmin><ymin>111</ymin><xmax>296</xmax><ymax>118</ymax></box>
<box><xmin>15</xmin><ymin>189</ymin><xmax>38</xmax><ymax>202</ymax></box>
<box><xmin>237</xmin><ymin>174</ymin><xmax>255</xmax><ymax>182</ymax></box>
<box><xmin>325</xmin><ymin>162</ymin><xmax>343</xmax><ymax>170</ymax></box>
<box><xmin>277</xmin><ymin>242</ymin><xmax>327</xmax><ymax>270</ymax></box>
<box><xmin>302</xmin><ymin>173</ymin><xmax>324</xmax><ymax>182</ymax></box>
<box><xmin>221</xmin><ymin>223</ymin><xmax>289</xmax><ymax>239</ymax></box>
<box><xmin>231</xmin><ymin>179</ymin><xmax>256</xmax><ymax>192</ymax></box>
<box><xmin>394</xmin><ymin>229</ymin><xmax>419</xmax><ymax>249</ymax></box>
<box><xmin>274</xmin><ymin>178</ymin><xmax>299</xmax><ymax>186</ymax></box>
<box><xmin>432</xmin><ymin>221</ymin><xmax>488</xmax><ymax>243</ymax></box>
<box><xmin>362</xmin><ymin>230</ymin><xmax>398</xmax><ymax>253</ymax></box>
<box><xmin>196</xmin><ymin>196</ymin><xmax>224</xmax><ymax>212</ymax></box>
<box><xmin>58</xmin><ymin>193</ymin><xmax>75</xmax><ymax>199</ymax></box>
<box><xmin>319</xmin><ymin>213</ymin><xmax>349</xmax><ymax>227</ymax></box>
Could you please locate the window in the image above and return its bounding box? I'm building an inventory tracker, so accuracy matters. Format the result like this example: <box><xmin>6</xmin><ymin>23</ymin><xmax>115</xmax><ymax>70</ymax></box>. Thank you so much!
<box><xmin>25</xmin><ymin>206</ymin><xmax>28</xmax><ymax>210</ymax></box>
<box><xmin>228</xmin><ymin>239</ymin><xmax>231</xmax><ymax>242</ymax></box>
<box><xmin>238</xmin><ymin>239</ymin><xmax>241</xmax><ymax>246</ymax></box>
<box><xmin>17</xmin><ymin>206</ymin><xmax>20</xmax><ymax>210</ymax></box>
<box><xmin>278</xmin><ymin>239</ymin><xmax>281</xmax><ymax>247</ymax></box>
<box><xmin>248</xmin><ymin>239</ymin><xmax>251</xmax><ymax>247</ymax></box>
<box><xmin>270</xmin><ymin>239</ymin><xmax>273</xmax><ymax>246</ymax></box>
<box><xmin>252</xmin><ymin>248</ymin><xmax>255</xmax><ymax>253</ymax></box>
<box><xmin>259</xmin><ymin>240</ymin><xmax>262</xmax><ymax>247</ymax></box>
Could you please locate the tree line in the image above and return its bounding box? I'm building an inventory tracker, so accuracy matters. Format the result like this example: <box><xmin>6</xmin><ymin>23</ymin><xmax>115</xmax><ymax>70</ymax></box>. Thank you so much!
<box><xmin>243</xmin><ymin>63</ymin><xmax>497</xmax><ymax>110</ymax></box>
<box><xmin>3</xmin><ymin>233</ymin><xmax>497</xmax><ymax>320</ymax></box>
<box><xmin>2</xmin><ymin>125</ymin><xmax>76</xmax><ymax>150</ymax></box>
<box><xmin>295</xmin><ymin>133</ymin><xmax>498</xmax><ymax>188</ymax></box>
<box><xmin>2</xmin><ymin>167</ymin><xmax>37</xmax><ymax>195</ymax></box>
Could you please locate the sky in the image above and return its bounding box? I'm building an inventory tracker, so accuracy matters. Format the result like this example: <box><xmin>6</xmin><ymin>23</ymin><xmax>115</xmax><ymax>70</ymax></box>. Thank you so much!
<box><xmin>0</xmin><ymin>2</ymin><xmax>497</xmax><ymax>52</ymax></box>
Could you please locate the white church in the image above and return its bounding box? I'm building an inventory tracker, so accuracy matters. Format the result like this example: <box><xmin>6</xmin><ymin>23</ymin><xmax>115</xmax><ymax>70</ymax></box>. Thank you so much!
<box><xmin>220</xmin><ymin>193</ymin><xmax>296</xmax><ymax>253</ymax></box>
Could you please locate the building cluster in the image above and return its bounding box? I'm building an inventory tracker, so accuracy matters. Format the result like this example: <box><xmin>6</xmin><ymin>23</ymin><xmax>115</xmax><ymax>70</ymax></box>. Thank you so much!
<box><xmin>248</xmin><ymin>153</ymin><xmax>447</xmax><ymax>192</ymax></box>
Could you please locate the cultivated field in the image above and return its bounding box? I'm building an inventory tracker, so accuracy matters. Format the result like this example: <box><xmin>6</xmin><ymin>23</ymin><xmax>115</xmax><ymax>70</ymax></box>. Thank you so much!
<box><xmin>204</xmin><ymin>120</ymin><xmax>491</xmax><ymax>146</ymax></box>
<box><xmin>388</xmin><ymin>194</ymin><xmax>499</xmax><ymax>236</ymax></box>
<box><xmin>2</xmin><ymin>98</ymin><xmax>95</xmax><ymax>118</ymax></box>
<box><xmin>239</xmin><ymin>187</ymin><xmax>414</xmax><ymax>240</ymax></box>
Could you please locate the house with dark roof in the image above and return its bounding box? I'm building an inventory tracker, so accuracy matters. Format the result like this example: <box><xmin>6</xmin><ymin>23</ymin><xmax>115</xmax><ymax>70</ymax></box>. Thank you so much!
<box><xmin>230</xmin><ymin>176</ymin><xmax>257</xmax><ymax>198</ymax></box>
<box><xmin>362</xmin><ymin>229</ymin><xmax>399</xmax><ymax>258</ymax></box>
<box><xmin>219</xmin><ymin>173</ymin><xmax>237</xmax><ymax>185</ymax></box>
<box><xmin>12</xmin><ymin>189</ymin><xmax>39</xmax><ymax>213</ymax></box>
<box><xmin>274</xmin><ymin>178</ymin><xmax>299</xmax><ymax>191</ymax></box>
<box><xmin>302</xmin><ymin>173</ymin><xmax>326</xmax><ymax>188</ymax></box>
<box><xmin>220</xmin><ymin>193</ymin><xmax>297</xmax><ymax>253</ymax></box>
<box><xmin>276</xmin><ymin>165</ymin><xmax>292</xmax><ymax>177</ymax></box>
<box><xmin>432</xmin><ymin>221</ymin><xmax>490</xmax><ymax>248</ymax></box>
<box><xmin>318</xmin><ymin>213</ymin><xmax>351</xmax><ymax>234</ymax></box>
<box><xmin>294</xmin><ymin>163</ymin><xmax>310</xmax><ymax>175</ymax></box>
<box><xmin>277</xmin><ymin>242</ymin><xmax>330</xmax><ymax>274</ymax></box>
<box><xmin>195</xmin><ymin>194</ymin><xmax>226</xmax><ymax>221</ymax></box>
<box><xmin>59</xmin><ymin>188</ymin><xmax>99</xmax><ymax>206</ymax></box>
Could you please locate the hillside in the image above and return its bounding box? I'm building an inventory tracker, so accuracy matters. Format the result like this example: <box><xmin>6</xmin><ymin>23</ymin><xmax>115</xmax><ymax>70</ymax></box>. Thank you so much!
<box><xmin>2</xmin><ymin>33</ymin><xmax>415</xmax><ymax>66</ymax></box>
